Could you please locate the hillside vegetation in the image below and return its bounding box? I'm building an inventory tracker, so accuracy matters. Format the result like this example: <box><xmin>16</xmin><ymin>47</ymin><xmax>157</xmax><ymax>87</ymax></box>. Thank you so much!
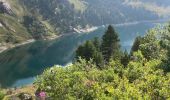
<box><xmin>0</xmin><ymin>0</ymin><xmax>58</xmax><ymax>45</ymax></box>
<box><xmin>1</xmin><ymin>21</ymin><xmax>170</xmax><ymax>100</ymax></box>
<box><xmin>0</xmin><ymin>0</ymin><xmax>169</xmax><ymax>45</ymax></box>
<box><xmin>32</xmin><ymin>24</ymin><xmax>170</xmax><ymax>99</ymax></box>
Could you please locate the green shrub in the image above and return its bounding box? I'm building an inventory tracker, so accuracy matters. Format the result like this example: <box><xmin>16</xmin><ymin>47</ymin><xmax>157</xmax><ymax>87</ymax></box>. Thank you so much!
<box><xmin>35</xmin><ymin>23</ymin><xmax>170</xmax><ymax>99</ymax></box>
<box><xmin>0</xmin><ymin>89</ymin><xmax>5</xmax><ymax>100</ymax></box>
<box><xmin>35</xmin><ymin>58</ymin><xmax>170</xmax><ymax>99</ymax></box>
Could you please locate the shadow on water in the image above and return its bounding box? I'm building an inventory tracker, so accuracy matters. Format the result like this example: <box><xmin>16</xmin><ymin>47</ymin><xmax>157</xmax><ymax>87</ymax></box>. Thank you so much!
<box><xmin>0</xmin><ymin>28</ymin><xmax>105</xmax><ymax>87</ymax></box>
<box><xmin>0</xmin><ymin>22</ymin><xmax>155</xmax><ymax>87</ymax></box>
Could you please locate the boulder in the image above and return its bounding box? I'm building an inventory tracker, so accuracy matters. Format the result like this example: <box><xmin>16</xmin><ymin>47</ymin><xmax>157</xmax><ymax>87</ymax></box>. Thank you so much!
<box><xmin>0</xmin><ymin>0</ymin><xmax>12</xmax><ymax>15</ymax></box>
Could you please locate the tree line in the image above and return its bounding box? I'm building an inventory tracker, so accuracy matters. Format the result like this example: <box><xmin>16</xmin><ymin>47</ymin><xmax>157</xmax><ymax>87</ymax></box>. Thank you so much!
<box><xmin>75</xmin><ymin>24</ymin><xmax>170</xmax><ymax>72</ymax></box>
<box><xmin>75</xmin><ymin>25</ymin><xmax>130</xmax><ymax>68</ymax></box>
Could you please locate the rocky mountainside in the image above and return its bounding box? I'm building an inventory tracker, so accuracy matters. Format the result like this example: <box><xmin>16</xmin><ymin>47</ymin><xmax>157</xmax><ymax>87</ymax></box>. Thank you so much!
<box><xmin>0</xmin><ymin>0</ymin><xmax>169</xmax><ymax>45</ymax></box>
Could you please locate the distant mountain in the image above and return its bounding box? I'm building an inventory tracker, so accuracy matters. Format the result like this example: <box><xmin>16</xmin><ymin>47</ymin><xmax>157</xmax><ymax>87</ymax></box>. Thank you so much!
<box><xmin>0</xmin><ymin>0</ymin><xmax>169</xmax><ymax>45</ymax></box>
<box><xmin>124</xmin><ymin>0</ymin><xmax>170</xmax><ymax>17</ymax></box>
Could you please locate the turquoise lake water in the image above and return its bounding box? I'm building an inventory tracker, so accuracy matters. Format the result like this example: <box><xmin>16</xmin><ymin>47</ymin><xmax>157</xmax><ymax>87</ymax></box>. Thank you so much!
<box><xmin>0</xmin><ymin>21</ymin><xmax>165</xmax><ymax>87</ymax></box>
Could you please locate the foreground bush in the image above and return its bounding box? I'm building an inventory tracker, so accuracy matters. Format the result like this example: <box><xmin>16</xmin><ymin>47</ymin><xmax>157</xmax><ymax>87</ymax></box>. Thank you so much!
<box><xmin>35</xmin><ymin>58</ymin><xmax>170</xmax><ymax>99</ymax></box>
<box><xmin>0</xmin><ymin>88</ymin><xmax>4</xmax><ymax>100</ymax></box>
<box><xmin>35</xmin><ymin>24</ymin><xmax>170</xmax><ymax>99</ymax></box>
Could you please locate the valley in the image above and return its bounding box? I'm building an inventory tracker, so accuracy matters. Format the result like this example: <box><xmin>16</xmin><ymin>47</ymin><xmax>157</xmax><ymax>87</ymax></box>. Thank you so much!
<box><xmin>0</xmin><ymin>20</ymin><xmax>161</xmax><ymax>87</ymax></box>
<box><xmin>0</xmin><ymin>0</ymin><xmax>170</xmax><ymax>99</ymax></box>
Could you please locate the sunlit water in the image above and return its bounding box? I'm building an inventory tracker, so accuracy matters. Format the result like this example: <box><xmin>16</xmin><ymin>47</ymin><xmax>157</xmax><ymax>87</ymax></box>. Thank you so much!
<box><xmin>0</xmin><ymin>21</ymin><xmax>165</xmax><ymax>88</ymax></box>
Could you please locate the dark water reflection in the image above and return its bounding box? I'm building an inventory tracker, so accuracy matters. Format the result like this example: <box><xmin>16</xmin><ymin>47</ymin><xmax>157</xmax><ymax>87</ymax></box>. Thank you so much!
<box><xmin>0</xmin><ymin>22</ymin><xmax>156</xmax><ymax>87</ymax></box>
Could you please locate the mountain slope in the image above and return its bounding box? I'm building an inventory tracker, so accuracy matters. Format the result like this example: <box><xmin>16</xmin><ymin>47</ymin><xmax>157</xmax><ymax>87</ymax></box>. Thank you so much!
<box><xmin>0</xmin><ymin>0</ymin><xmax>58</xmax><ymax>45</ymax></box>
<box><xmin>0</xmin><ymin>0</ymin><xmax>169</xmax><ymax>46</ymax></box>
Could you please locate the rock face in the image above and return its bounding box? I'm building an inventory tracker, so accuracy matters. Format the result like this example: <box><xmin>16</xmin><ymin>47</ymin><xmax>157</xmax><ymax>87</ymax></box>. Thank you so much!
<box><xmin>0</xmin><ymin>0</ymin><xmax>12</xmax><ymax>15</ymax></box>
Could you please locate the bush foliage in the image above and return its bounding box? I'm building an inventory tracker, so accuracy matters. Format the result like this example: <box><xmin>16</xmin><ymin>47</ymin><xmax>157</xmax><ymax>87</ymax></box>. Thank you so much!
<box><xmin>35</xmin><ymin>57</ymin><xmax>170</xmax><ymax>99</ymax></box>
<box><xmin>0</xmin><ymin>88</ymin><xmax>4</xmax><ymax>100</ymax></box>
<box><xmin>35</xmin><ymin>24</ymin><xmax>170</xmax><ymax>99</ymax></box>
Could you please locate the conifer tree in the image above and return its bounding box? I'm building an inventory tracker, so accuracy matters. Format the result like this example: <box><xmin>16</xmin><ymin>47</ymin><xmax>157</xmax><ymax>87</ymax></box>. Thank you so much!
<box><xmin>130</xmin><ymin>36</ymin><xmax>142</xmax><ymax>55</ymax></box>
<box><xmin>76</xmin><ymin>40</ymin><xmax>96</xmax><ymax>61</ymax></box>
<box><xmin>93</xmin><ymin>51</ymin><xmax>104</xmax><ymax>68</ymax></box>
<box><xmin>93</xmin><ymin>37</ymin><xmax>100</xmax><ymax>51</ymax></box>
<box><xmin>121</xmin><ymin>50</ymin><xmax>130</xmax><ymax>67</ymax></box>
<box><xmin>101</xmin><ymin>25</ymin><xmax>121</xmax><ymax>62</ymax></box>
<box><xmin>76</xmin><ymin>39</ymin><xmax>104</xmax><ymax>68</ymax></box>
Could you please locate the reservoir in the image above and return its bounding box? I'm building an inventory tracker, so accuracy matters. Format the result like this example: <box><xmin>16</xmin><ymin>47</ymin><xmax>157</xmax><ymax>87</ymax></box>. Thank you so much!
<box><xmin>0</xmin><ymin>21</ymin><xmax>165</xmax><ymax>87</ymax></box>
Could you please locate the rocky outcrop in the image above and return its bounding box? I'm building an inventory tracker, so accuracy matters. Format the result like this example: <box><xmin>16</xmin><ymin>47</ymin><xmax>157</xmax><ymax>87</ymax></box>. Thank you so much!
<box><xmin>0</xmin><ymin>0</ymin><xmax>13</xmax><ymax>15</ymax></box>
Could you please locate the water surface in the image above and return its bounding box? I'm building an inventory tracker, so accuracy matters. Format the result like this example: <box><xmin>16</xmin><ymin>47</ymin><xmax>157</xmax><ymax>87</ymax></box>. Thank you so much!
<box><xmin>0</xmin><ymin>21</ymin><xmax>162</xmax><ymax>87</ymax></box>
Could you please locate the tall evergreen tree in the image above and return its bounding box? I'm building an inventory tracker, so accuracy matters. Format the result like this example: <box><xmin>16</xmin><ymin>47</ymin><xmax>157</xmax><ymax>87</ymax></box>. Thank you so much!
<box><xmin>130</xmin><ymin>36</ymin><xmax>142</xmax><ymax>55</ymax></box>
<box><xmin>101</xmin><ymin>25</ymin><xmax>121</xmax><ymax>62</ymax></box>
<box><xmin>76</xmin><ymin>40</ymin><xmax>96</xmax><ymax>61</ymax></box>
<box><xmin>75</xmin><ymin>40</ymin><xmax>104</xmax><ymax>67</ymax></box>
<box><xmin>160</xmin><ymin>26</ymin><xmax>170</xmax><ymax>72</ymax></box>
<box><xmin>121</xmin><ymin>50</ymin><xmax>130</xmax><ymax>67</ymax></box>
<box><xmin>166</xmin><ymin>26</ymin><xmax>170</xmax><ymax>72</ymax></box>
<box><xmin>93</xmin><ymin>37</ymin><xmax>100</xmax><ymax>51</ymax></box>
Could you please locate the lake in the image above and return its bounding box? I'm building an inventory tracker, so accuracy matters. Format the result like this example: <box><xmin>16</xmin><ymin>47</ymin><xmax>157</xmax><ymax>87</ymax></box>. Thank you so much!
<box><xmin>0</xmin><ymin>21</ymin><xmax>165</xmax><ymax>88</ymax></box>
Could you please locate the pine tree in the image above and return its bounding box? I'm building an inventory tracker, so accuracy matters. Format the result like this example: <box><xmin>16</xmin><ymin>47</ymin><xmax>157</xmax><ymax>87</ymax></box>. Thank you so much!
<box><xmin>76</xmin><ymin>40</ymin><xmax>104</xmax><ymax>68</ymax></box>
<box><xmin>130</xmin><ymin>36</ymin><xmax>142</xmax><ymax>55</ymax></box>
<box><xmin>93</xmin><ymin>37</ymin><xmax>100</xmax><ymax>51</ymax></box>
<box><xmin>76</xmin><ymin>40</ymin><xmax>96</xmax><ymax>61</ymax></box>
<box><xmin>160</xmin><ymin>28</ymin><xmax>170</xmax><ymax>72</ymax></box>
<box><xmin>121</xmin><ymin>50</ymin><xmax>130</xmax><ymax>67</ymax></box>
<box><xmin>101</xmin><ymin>25</ymin><xmax>121</xmax><ymax>62</ymax></box>
<box><xmin>93</xmin><ymin>51</ymin><xmax>104</xmax><ymax>68</ymax></box>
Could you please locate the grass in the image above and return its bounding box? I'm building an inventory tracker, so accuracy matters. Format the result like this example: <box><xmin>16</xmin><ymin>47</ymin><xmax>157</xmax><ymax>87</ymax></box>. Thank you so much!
<box><xmin>0</xmin><ymin>0</ymin><xmax>32</xmax><ymax>44</ymax></box>
<box><xmin>0</xmin><ymin>14</ymin><xmax>31</xmax><ymax>43</ymax></box>
<box><xmin>6</xmin><ymin>0</ymin><xmax>28</xmax><ymax>17</ymax></box>
<box><xmin>0</xmin><ymin>0</ymin><xmax>58</xmax><ymax>44</ymax></box>
<box><xmin>3</xmin><ymin>85</ymin><xmax>36</xmax><ymax>100</ymax></box>
<box><xmin>40</xmin><ymin>19</ymin><xmax>58</xmax><ymax>36</ymax></box>
<box><xmin>68</xmin><ymin>0</ymin><xmax>87</xmax><ymax>12</ymax></box>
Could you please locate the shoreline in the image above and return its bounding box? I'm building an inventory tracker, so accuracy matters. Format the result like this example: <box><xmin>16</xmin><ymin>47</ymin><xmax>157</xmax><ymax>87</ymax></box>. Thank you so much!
<box><xmin>0</xmin><ymin>18</ymin><xmax>168</xmax><ymax>90</ymax></box>
<box><xmin>0</xmin><ymin>19</ymin><xmax>168</xmax><ymax>54</ymax></box>
<box><xmin>0</xmin><ymin>35</ymin><xmax>62</xmax><ymax>54</ymax></box>
<box><xmin>0</xmin><ymin>39</ymin><xmax>35</xmax><ymax>53</ymax></box>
